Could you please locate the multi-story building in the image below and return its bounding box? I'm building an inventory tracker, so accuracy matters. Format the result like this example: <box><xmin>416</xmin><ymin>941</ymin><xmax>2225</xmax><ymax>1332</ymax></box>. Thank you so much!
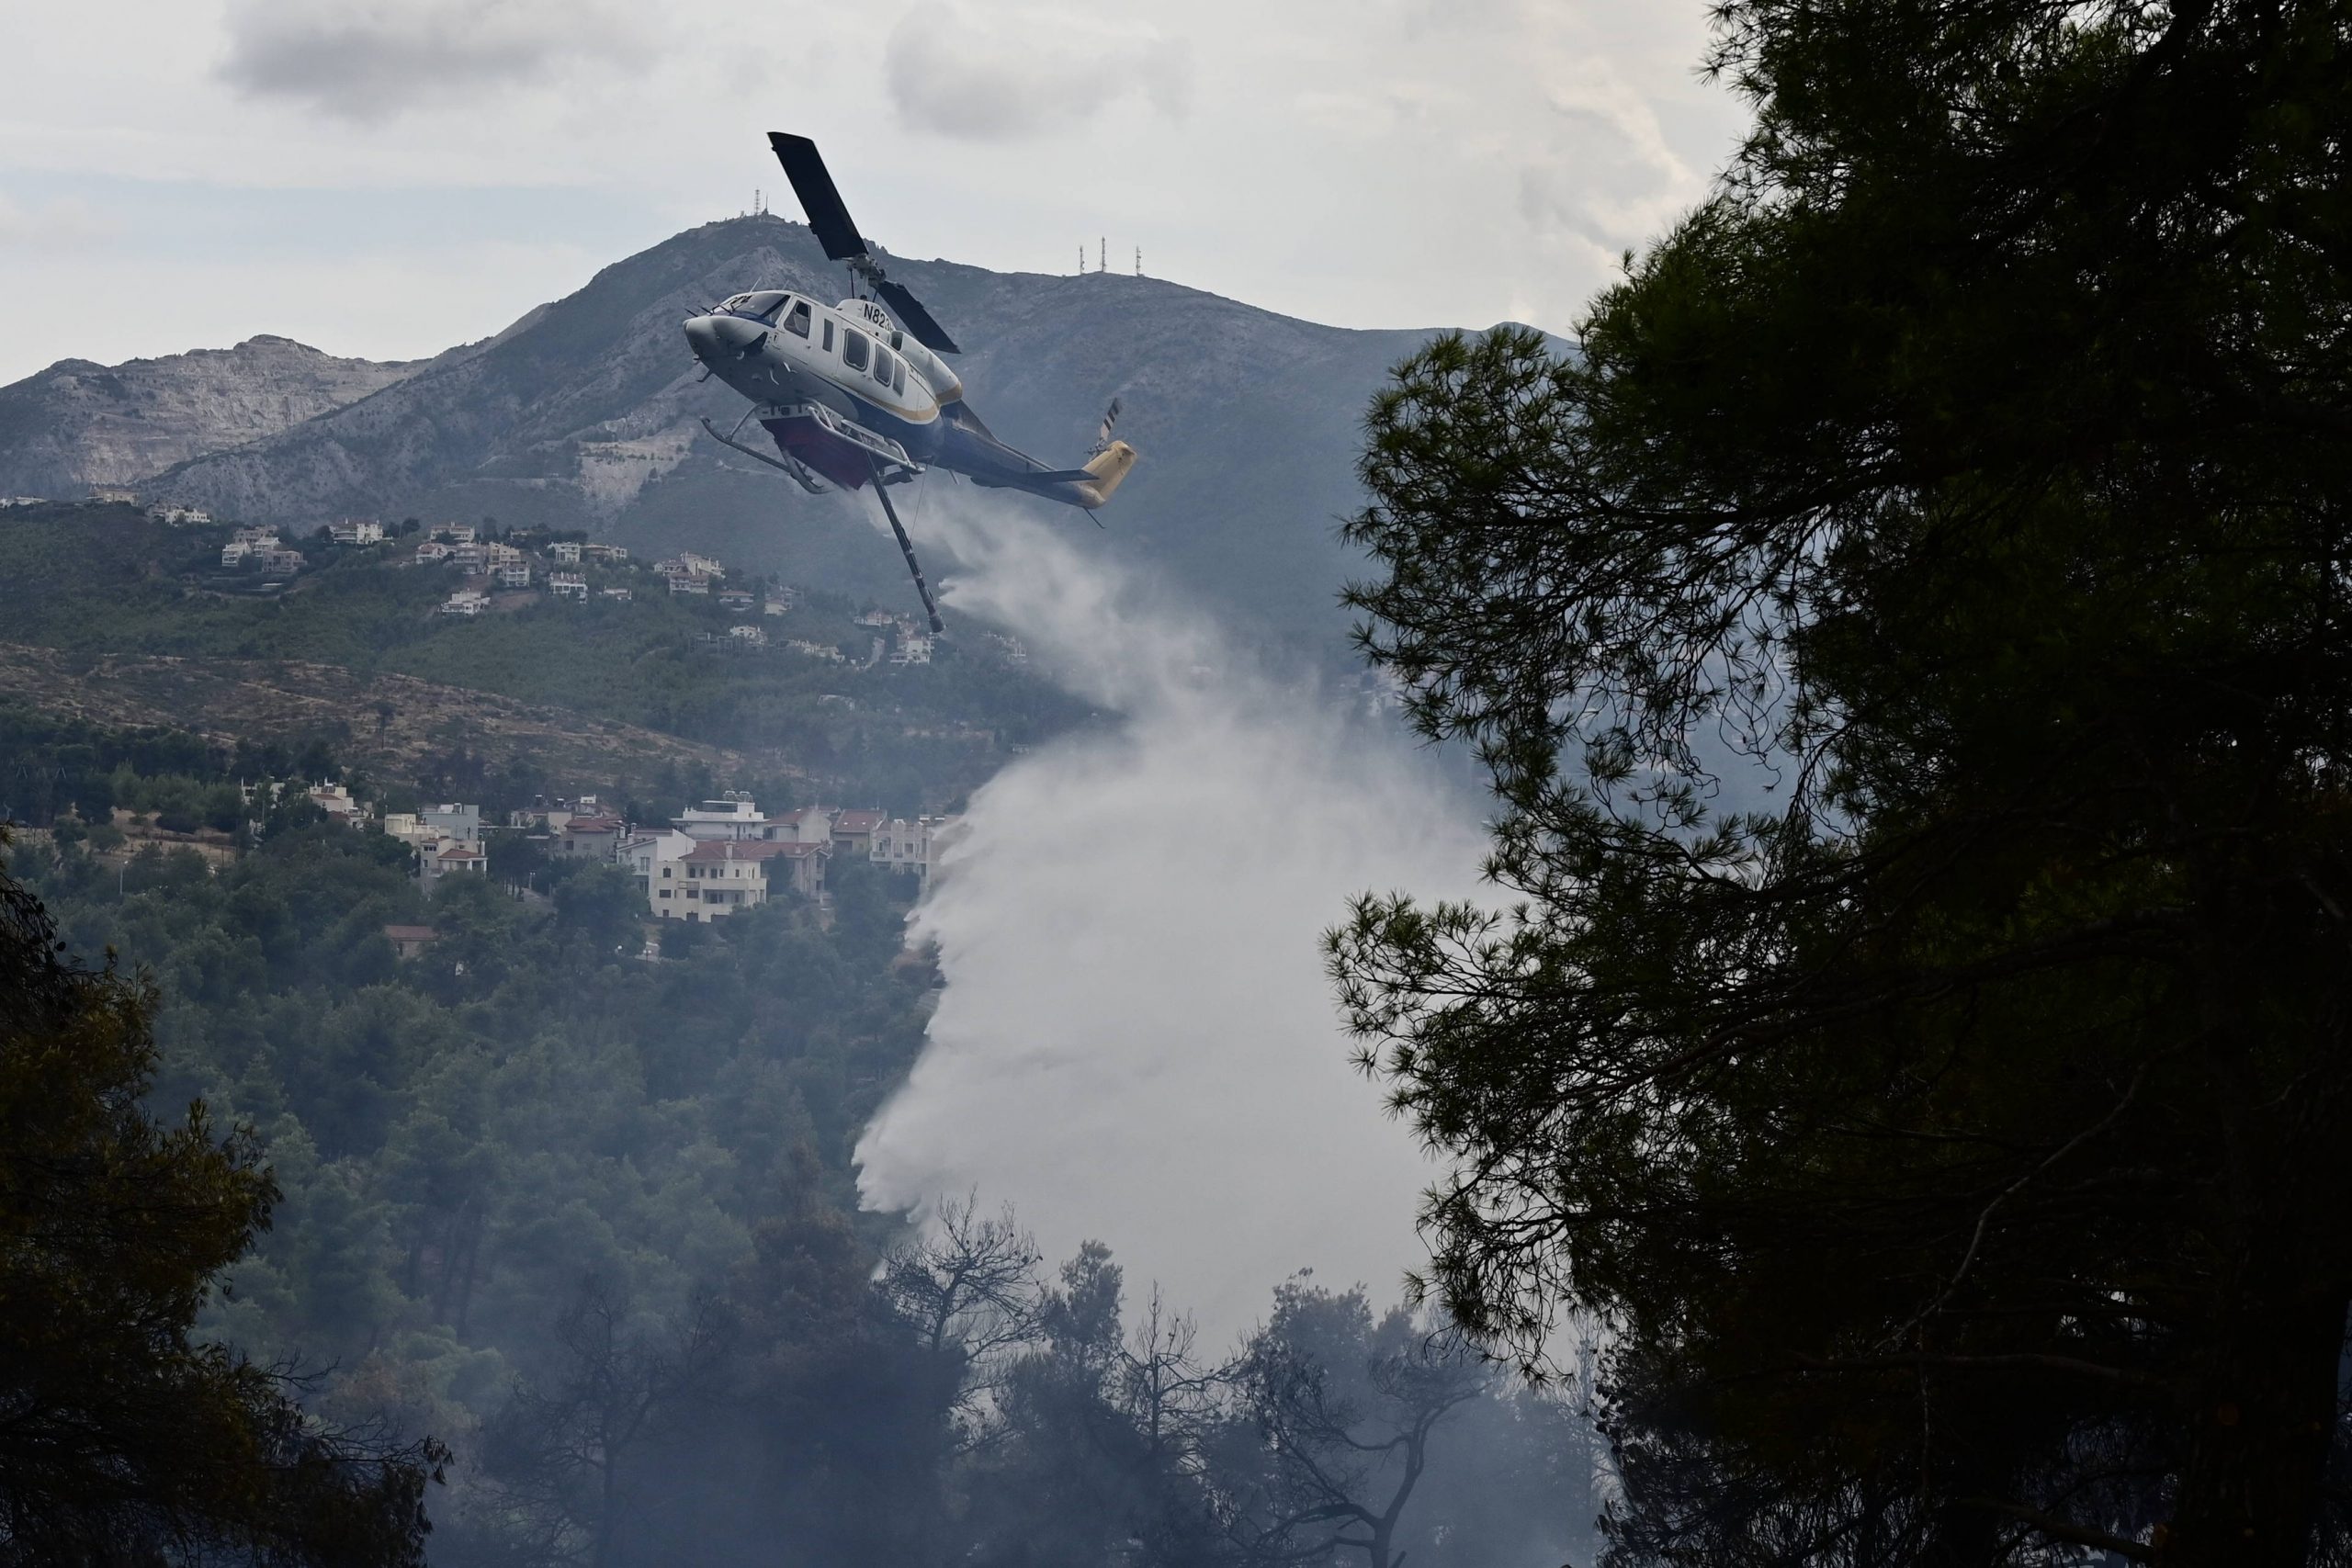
<box><xmin>548</xmin><ymin>572</ymin><xmax>587</xmax><ymax>600</ymax></box>
<box><xmin>829</xmin><ymin>808</ymin><xmax>887</xmax><ymax>856</ymax></box>
<box><xmin>674</xmin><ymin>796</ymin><xmax>772</xmax><ymax>842</ymax></box>
<box><xmin>623</xmin><ymin>829</ymin><xmax>695</xmax><ymax>911</ymax></box>
<box><xmin>495</xmin><ymin>563</ymin><xmax>532</xmax><ymax>590</ymax></box>
<box><xmin>548</xmin><ymin>540</ymin><xmax>583</xmax><ymax>564</ymax></box>
<box><xmin>555</xmin><ymin>812</ymin><xmax>626</xmax><ymax>859</ymax></box>
<box><xmin>657</xmin><ymin>839</ymin><xmax>830</xmax><ymax>920</ymax></box>
<box><xmin>328</xmin><ymin>518</ymin><xmax>384</xmax><ymax>546</ymax></box>
<box><xmin>261</xmin><ymin>548</ymin><xmax>305</xmax><ymax>577</ymax></box>
<box><xmin>422</xmin><ymin>803</ymin><xmax>482</xmax><ymax>844</ymax></box>
<box><xmin>428</xmin><ymin>841</ymin><xmax>488</xmax><ymax>879</ymax></box>
<box><xmin>440</xmin><ymin>591</ymin><xmax>486</xmax><ymax>616</ymax></box>
<box><xmin>872</xmin><ymin>815</ymin><xmax>963</xmax><ymax>883</ymax></box>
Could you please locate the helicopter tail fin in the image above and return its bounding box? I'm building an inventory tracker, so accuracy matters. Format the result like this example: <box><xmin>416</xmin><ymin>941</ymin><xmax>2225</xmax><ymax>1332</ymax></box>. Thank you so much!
<box><xmin>1071</xmin><ymin>441</ymin><xmax>1137</xmax><ymax>508</ymax></box>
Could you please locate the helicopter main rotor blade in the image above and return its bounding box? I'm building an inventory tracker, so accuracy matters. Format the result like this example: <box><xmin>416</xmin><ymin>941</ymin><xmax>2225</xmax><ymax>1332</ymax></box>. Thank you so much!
<box><xmin>768</xmin><ymin>132</ymin><xmax>867</xmax><ymax>262</ymax></box>
<box><xmin>874</xmin><ymin>277</ymin><xmax>961</xmax><ymax>355</ymax></box>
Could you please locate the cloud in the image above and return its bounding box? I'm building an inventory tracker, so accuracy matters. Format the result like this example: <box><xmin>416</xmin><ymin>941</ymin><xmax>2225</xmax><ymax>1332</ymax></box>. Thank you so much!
<box><xmin>885</xmin><ymin>2</ymin><xmax>1193</xmax><ymax>141</ymax></box>
<box><xmin>1517</xmin><ymin>69</ymin><xmax>1702</xmax><ymax>256</ymax></box>
<box><xmin>0</xmin><ymin>192</ymin><xmax>122</xmax><ymax>251</ymax></box>
<box><xmin>854</xmin><ymin>494</ymin><xmax>1487</xmax><ymax>1339</ymax></box>
<box><xmin>216</xmin><ymin>0</ymin><xmax>650</xmax><ymax>121</ymax></box>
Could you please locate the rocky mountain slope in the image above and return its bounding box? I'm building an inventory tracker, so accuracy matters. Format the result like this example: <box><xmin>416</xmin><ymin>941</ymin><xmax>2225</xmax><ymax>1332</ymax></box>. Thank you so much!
<box><xmin>0</xmin><ymin>335</ymin><xmax>446</xmax><ymax>500</ymax></box>
<box><xmin>143</xmin><ymin>216</ymin><xmax>1465</xmax><ymax>644</ymax></box>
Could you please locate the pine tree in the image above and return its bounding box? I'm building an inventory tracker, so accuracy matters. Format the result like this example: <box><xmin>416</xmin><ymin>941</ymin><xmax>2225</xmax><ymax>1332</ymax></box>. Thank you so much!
<box><xmin>1330</xmin><ymin>4</ymin><xmax>2352</xmax><ymax>1562</ymax></box>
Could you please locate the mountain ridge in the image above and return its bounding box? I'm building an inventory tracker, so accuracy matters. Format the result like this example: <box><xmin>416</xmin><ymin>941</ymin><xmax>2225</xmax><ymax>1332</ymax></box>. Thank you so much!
<box><xmin>30</xmin><ymin>216</ymin><xmax>1528</xmax><ymax>643</ymax></box>
<box><xmin>0</xmin><ymin>333</ymin><xmax>479</xmax><ymax>500</ymax></box>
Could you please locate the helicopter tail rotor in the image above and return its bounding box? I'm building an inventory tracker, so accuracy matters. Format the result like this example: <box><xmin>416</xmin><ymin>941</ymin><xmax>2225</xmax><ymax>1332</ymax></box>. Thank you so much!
<box><xmin>1089</xmin><ymin>397</ymin><xmax>1124</xmax><ymax>457</ymax></box>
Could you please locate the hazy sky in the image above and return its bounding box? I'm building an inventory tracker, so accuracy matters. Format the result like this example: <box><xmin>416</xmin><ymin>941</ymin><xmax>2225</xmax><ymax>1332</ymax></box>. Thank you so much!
<box><xmin>0</xmin><ymin>0</ymin><xmax>1748</xmax><ymax>384</ymax></box>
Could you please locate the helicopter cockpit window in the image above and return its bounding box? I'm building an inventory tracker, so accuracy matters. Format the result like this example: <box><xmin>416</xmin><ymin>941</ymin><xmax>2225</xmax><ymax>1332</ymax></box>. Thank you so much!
<box><xmin>842</xmin><ymin>333</ymin><xmax>870</xmax><ymax>372</ymax></box>
<box><xmin>781</xmin><ymin>300</ymin><xmax>811</xmax><ymax>338</ymax></box>
<box><xmin>730</xmin><ymin>290</ymin><xmax>789</xmax><ymax>322</ymax></box>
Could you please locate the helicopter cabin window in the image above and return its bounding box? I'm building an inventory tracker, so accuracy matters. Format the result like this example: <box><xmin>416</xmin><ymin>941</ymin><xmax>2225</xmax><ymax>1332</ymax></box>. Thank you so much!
<box><xmin>842</xmin><ymin>332</ymin><xmax>869</xmax><ymax>372</ymax></box>
<box><xmin>781</xmin><ymin>299</ymin><xmax>810</xmax><ymax>338</ymax></box>
<box><xmin>872</xmin><ymin>346</ymin><xmax>895</xmax><ymax>388</ymax></box>
<box><xmin>820</xmin><ymin>319</ymin><xmax>834</xmax><ymax>352</ymax></box>
<box><xmin>892</xmin><ymin>358</ymin><xmax>906</xmax><ymax>395</ymax></box>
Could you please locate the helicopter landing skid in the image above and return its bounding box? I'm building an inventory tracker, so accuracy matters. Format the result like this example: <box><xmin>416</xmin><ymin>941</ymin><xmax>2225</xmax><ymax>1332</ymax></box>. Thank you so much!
<box><xmin>699</xmin><ymin>416</ymin><xmax>826</xmax><ymax>494</ymax></box>
<box><xmin>865</xmin><ymin>453</ymin><xmax>944</xmax><ymax>636</ymax></box>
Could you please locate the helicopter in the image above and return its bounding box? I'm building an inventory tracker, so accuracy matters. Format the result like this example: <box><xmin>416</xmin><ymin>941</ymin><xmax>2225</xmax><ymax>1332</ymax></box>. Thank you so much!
<box><xmin>684</xmin><ymin>132</ymin><xmax>1136</xmax><ymax>632</ymax></box>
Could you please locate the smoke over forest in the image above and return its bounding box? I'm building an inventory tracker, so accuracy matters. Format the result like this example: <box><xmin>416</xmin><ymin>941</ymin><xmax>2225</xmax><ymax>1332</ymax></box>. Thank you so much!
<box><xmin>857</xmin><ymin>493</ymin><xmax>1489</xmax><ymax>1338</ymax></box>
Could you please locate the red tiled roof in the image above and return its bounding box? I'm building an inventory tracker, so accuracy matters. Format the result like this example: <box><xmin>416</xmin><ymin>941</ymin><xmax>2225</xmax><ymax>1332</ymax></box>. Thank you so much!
<box><xmin>437</xmin><ymin>844</ymin><xmax>485</xmax><ymax>861</ymax></box>
<box><xmin>831</xmin><ymin>808</ymin><xmax>886</xmax><ymax>832</ymax></box>
<box><xmin>564</xmin><ymin>816</ymin><xmax>625</xmax><ymax>832</ymax></box>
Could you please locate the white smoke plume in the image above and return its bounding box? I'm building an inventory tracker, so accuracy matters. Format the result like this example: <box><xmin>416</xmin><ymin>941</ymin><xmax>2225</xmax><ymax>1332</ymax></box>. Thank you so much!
<box><xmin>854</xmin><ymin>493</ymin><xmax>1489</xmax><ymax>1339</ymax></box>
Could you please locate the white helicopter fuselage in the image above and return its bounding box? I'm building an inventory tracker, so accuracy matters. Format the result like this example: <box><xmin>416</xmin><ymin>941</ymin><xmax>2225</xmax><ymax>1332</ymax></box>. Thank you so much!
<box><xmin>684</xmin><ymin>288</ymin><xmax>1136</xmax><ymax>505</ymax></box>
<box><xmin>686</xmin><ymin>289</ymin><xmax>957</xmax><ymax>463</ymax></box>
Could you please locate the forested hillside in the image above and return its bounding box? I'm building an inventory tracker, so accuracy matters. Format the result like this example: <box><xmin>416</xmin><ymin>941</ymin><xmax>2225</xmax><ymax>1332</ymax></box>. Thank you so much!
<box><xmin>0</xmin><ymin>503</ymin><xmax>1090</xmax><ymax>811</ymax></box>
<box><xmin>5</xmin><ymin>759</ymin><xmax>1604</xmax><ymax>1565</ymax></box>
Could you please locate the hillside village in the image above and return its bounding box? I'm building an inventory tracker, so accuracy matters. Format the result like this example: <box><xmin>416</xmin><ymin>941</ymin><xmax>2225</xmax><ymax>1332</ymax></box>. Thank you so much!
<box><xmin>370</xmin><ymin>786</ymin><xmax>961</xmax><ymax>925</ymax></box>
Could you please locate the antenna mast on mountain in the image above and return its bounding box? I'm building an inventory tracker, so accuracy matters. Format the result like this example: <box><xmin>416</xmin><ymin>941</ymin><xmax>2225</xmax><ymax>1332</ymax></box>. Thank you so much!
<box><xmin>1099</xmin><ymin>236</ymin><xmax>1106</xmax><ymax>273</ymax></box>
<box><xmin>1135</xmin><ymin>245</ymin><xmax>1142</xmax><ymax>276</ymax></box>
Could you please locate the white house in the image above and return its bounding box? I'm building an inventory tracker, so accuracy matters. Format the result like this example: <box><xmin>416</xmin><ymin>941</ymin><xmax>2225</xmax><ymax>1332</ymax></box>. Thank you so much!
<box><xmin>728</xmin><ymin>624</ymin><xmax>766</xmax><ymax>648</ymax></box>
<box><xmin>872</xmin><ymin>815</ymin><xmax>963</xmax><ymax>883</ymax></box>
<box><xmin>422</xmin><ymin>803</ymin><xmax>482</xmax><ymax>844</ymax></box>
<box><xmin>889</xmin><ymin>635</ymin><xmax>933</xmax><ymax>666</ymax></box>
<box><xmin>220</xmin><ymin>540</ymin><xmax>254</xmax><ymax>567</ymax></box>
<box><xmin>600</xmin><ymin>586</ymin><xmax>633</xmax><ymax>603</ymax></box>
<box><xmin>659</xmin><ymin>839</ymin><xmax>829</xmax><ymax>920</ymax></box>
<box><xmin>261</xmin><ymin>548</ymin><xmax>305</xmax><ymax>577</ymax></box>
<box><xmin>435</xmin><ymin>524</ymin><xmax>478</xmax><ymax>546</ymax></box>
<box><xmin>773</xmin><ymin>806</ymin><xmax>835</xmax><ymax>845</ymax></box>
<box><xmin>426</xmin><ymin>840</ymin><xmax>488</xmax><ymax>879</ymax></box>
<box><xmin>623</xmin><ymin>829</ymin><xmax>696</xmax><ymax>913</ymax></box>
<box><xmin>667</xmin><ymin>574</ymin><xmax>710</xmax><ymax>596</ymax></box>
<box><xmin>415</xmin><ymin>541</ymin><xmax>454</xmax><ymax>562</ymax></box>
<box><xmin>675</xmin><ymin>796</ymin><xmax>773</xmax><ymax>842</ymax></box>
<box><xmin>548</xmin><ymin>540</ymin><xmax>583</xmax><ymax>564</ymax></box>
<box><xmin>495</xmin><ymin>563</ymin><xmax>532</xmax><ymax>590</ymax></box>
<box><xmin>440</xmin><ymin>591</ymin><xmax>487</xmax><ymax>616</ymax></box>
<box><xmin>328</xmin><ymin>518</ymin><xmax>384</xmax><ymax>546</ymax></box>
<box><xmin>555</xmin><ymin>811</ymin><xmax>626</xmax><ymax>860</ymax></box>
<box><xmin>548</xmin><ymin>572</ymin><xmax>588</xmax><ymax>600</ymax></box>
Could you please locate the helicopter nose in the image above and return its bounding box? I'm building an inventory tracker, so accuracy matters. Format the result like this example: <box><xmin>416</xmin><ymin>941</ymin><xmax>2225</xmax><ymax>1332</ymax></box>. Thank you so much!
<box><xmin>685</xmin><ymin>312</ymin><xmax>763</xmax><ymax>363</ymax></box>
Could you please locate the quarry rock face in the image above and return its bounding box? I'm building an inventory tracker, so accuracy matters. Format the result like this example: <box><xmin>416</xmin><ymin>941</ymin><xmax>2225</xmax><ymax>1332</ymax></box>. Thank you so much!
<box><xmin>0</xmin><ymin>335</ymin><xmax>438</xmax><ymax>500</ymax></box>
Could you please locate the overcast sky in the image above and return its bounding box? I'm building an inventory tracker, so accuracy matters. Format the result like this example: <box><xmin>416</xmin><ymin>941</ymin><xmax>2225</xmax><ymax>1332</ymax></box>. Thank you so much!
<box><xmin>0</xmin><ymin>0</ymin><xmax>1748</xmax><ymax>385</ymax></box>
